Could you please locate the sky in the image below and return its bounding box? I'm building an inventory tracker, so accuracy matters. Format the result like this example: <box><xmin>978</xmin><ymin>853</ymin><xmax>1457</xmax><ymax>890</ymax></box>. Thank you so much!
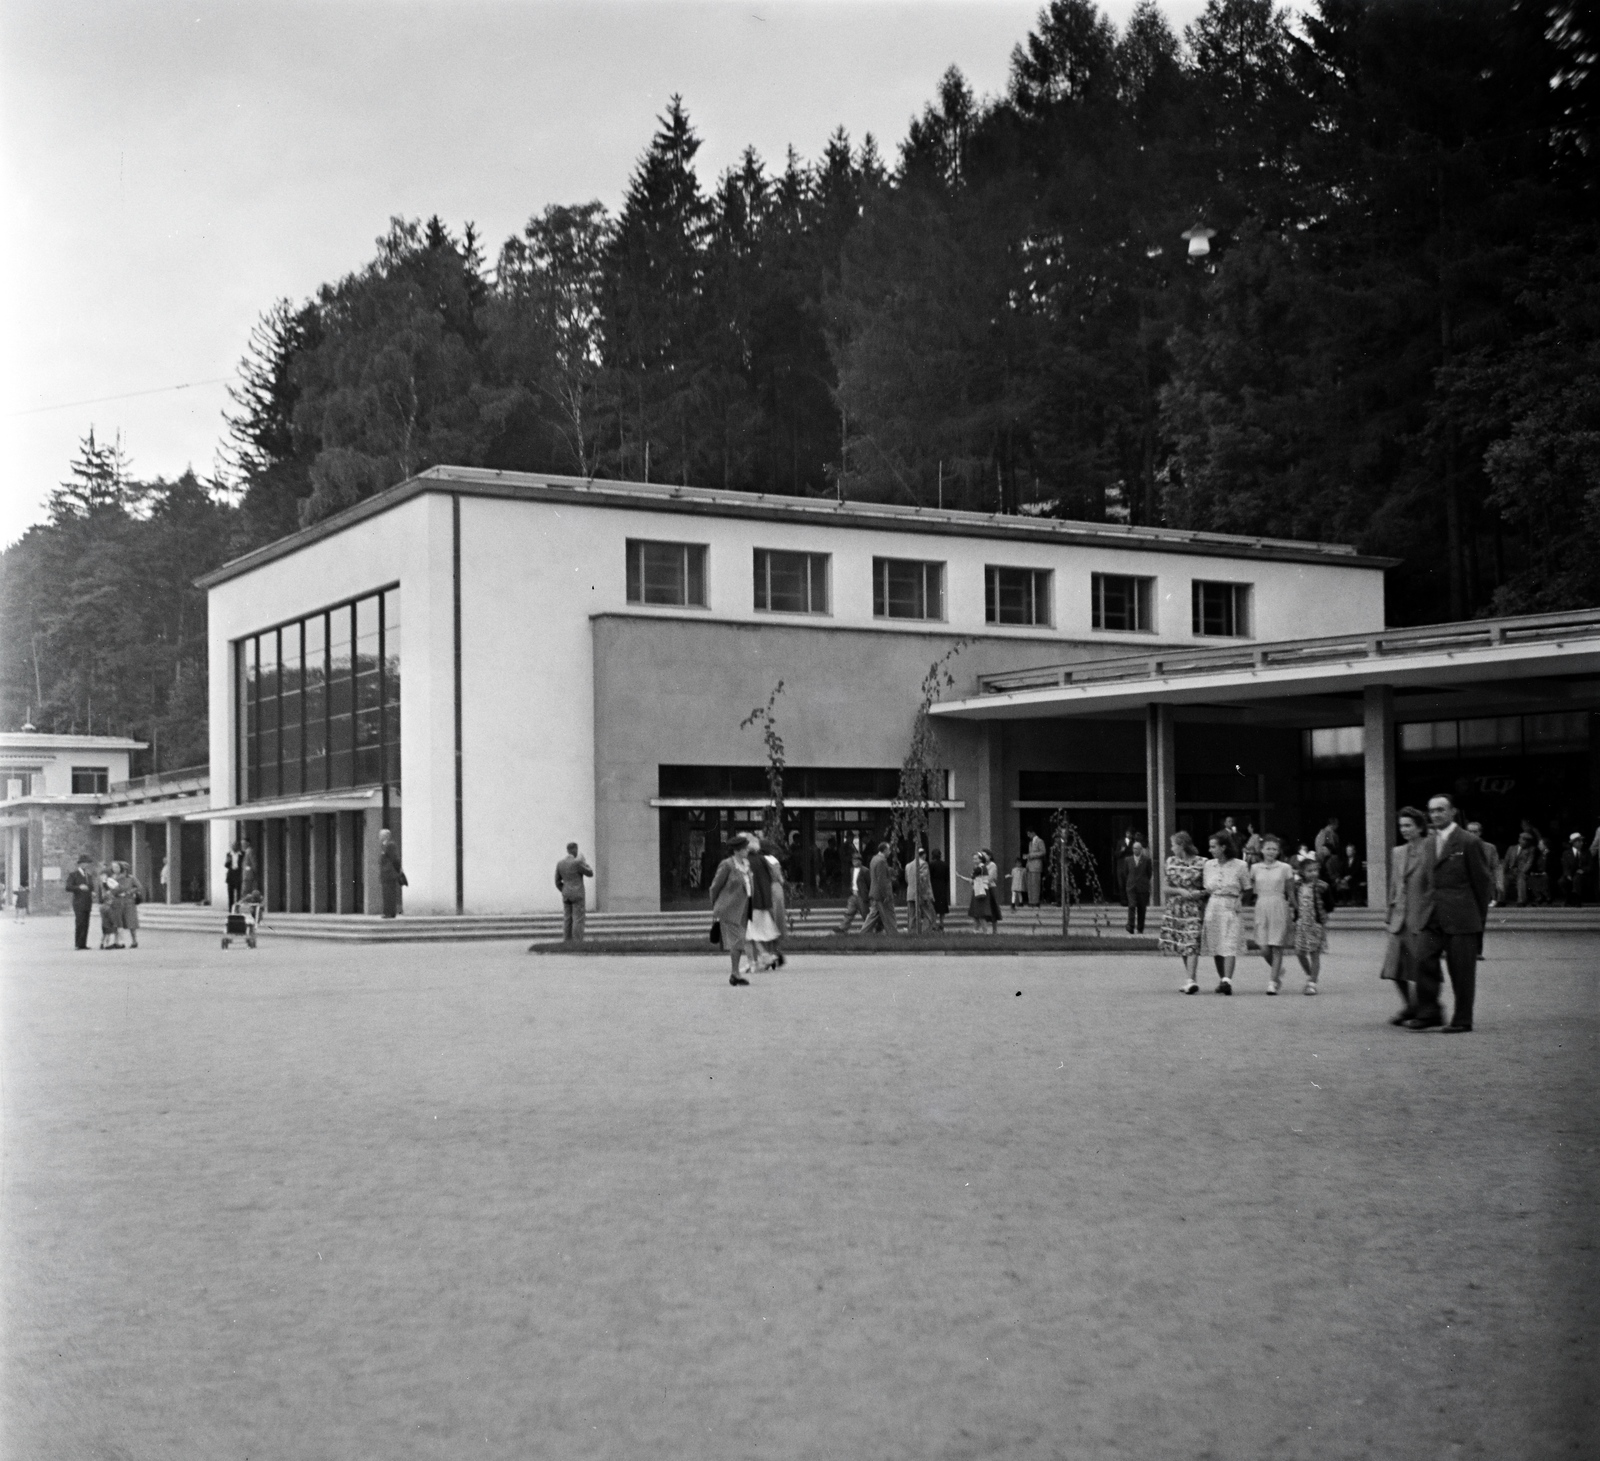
<box><xmin>0</xmin><ymin>0</ymin><xmax>1204</xmax><ymax>546</ymax></box>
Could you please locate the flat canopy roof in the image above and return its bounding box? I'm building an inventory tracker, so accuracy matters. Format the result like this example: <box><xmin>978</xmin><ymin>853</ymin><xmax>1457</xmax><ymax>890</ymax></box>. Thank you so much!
<box><xmin>197</xmin><ymin>465</ymin><xmax>1398</xmax><ymax>589</ymax></box>
<box><xmin>930</xmin><ymin>610</ymin><xmax>1600</xmax><ymax>721</ymax></box>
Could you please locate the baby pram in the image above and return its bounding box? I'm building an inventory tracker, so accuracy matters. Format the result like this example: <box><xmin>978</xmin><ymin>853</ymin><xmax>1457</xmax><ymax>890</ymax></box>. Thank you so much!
<box><xmin>221</xmin><ymin>894</ymin><xmax>262</xmax><ymax>949</ymax></box>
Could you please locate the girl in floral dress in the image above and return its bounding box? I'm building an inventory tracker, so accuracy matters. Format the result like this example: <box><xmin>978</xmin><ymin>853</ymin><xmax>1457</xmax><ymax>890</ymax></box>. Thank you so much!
<box><xmin>1201</xmin><ymin>832</ymin><xmax>1253</xmax><ymax>995</ymax></box>
<box><xmin>1293</xmin><ymin>858</ymin><xmax>1330</xmax><ymax>992</ymax></box>
<box><xmin>1159</xmin><ymin>830</ymin><xmax>1207</xmax><ymax>993</ymax></box>
<box><xmin>1250</xmin><ymin>836</ymin><xmax>1297</xmax><ymax>994</ymax></box>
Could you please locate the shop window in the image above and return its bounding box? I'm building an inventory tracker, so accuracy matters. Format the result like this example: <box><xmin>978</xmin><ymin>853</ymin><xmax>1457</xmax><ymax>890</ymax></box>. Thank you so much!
<box><xmin>1192</xmin><ymin>580</ymin><xmax>1252</xmax><ymax>638</ymax></box>
<box><xmin>986</xmin><ymin>567</ymin><xmax>1052</xmax><ymax>626</ymax></box>
<box><xmin>1091</xmin><ymin>573</ymin><xmax>1154</xmax><ymax>632</ymax></box>
<box><xmin>71</xmin><ymin>767</ymin><xmax>108</xmax><ymax>794</ymax></box>
<box><xmin>754</xmin><ymin>549</ymin><xmax>829</xmax><ymax>614</ymax></box>
<box><xmin>626</xmin><ymin>539</ymin><xmax>707</xmax><ymax>607</ymax></box>
<box><xmin>873</xmin><ymin>558</ymin><xmax>944</xmax><ymax>621</ymax></box>
<box><xmin>1304</xmin><ymin>727</ymin><xmax>1363</xmax><ymax>770</ymax></box>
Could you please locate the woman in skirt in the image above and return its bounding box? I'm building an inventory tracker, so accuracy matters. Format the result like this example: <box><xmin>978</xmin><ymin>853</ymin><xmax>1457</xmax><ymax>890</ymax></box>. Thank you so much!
<box><xmin>1160</xmin><ymin>830</ymin><xmax>1207</xmax><ymax>992</ymax></box>
<box><xmin>956</xmin><ymin>849</ymin><xmax>1002</xmax><ymax>934</ymax></box>
<box><xmin>1250</xmin><ymin>835</ymin><xmax>1296</xmax><ymax>994</ymax></box>
<box><xmin>1293</xmin><ymin>857</ymin><xmax>1331</xmax><ymax>992</ymax></box>
<box><xmin>1201</xmin><ymin>830</ymin><xmax>1252</xmax><ymax>994</ymax></box>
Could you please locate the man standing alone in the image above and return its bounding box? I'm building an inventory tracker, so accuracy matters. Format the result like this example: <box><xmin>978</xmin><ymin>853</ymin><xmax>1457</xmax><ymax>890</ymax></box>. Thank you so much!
<box><xmin>556</xmin><ymin>842</ymin><xmax>593</xmax><ymax>941</ymax></box>
<box><xmin>1407</xmin><ymin>793</ymin><xmax>1494</xmax><ymax>1033</ymax></box>
<box><xmin>65</xmin><ymin>854</ymin><xmax>95</xmax><ymax>950</ymax></box>
<box><xmin>1025</xmin><ymin>829</ymin><xmax>1047</xmax><ymax>907</ymax></box>
<box><xmin>378</xmin><ymin>828</ymin><xmax>406</xmax><ymax>918</ymax></box>
<box><xmin>1123</xmin><ymin>840</ymin><xmax>1153</xmax><ymax>934</ymax></box>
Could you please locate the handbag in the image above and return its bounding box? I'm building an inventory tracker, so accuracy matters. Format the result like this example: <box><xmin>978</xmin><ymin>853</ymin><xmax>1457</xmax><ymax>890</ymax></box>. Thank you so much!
<box><xmin>709</xmin><ymin>920</ymin><xmax>722</xmax><ymax>946</ymax></box>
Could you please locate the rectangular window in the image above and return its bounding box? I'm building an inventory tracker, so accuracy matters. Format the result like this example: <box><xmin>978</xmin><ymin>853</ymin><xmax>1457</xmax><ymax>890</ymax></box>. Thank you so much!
<box><xmin>71</xmin><ymin>767</ymin><xmax>109</xmax><ymax>794</ymax></box>
<box><xmin>258</xmin><ymin>629</ymin><xmax>280</xmax><ymax>800</ymax></box>
<box><xmin>235</xmin><ymin>587</ymin><xmax>398</xmax><ymax>805</ymax></box>
<box><xmin>303</xmin><ymin>613</ymin><xmax>328</xmax><ymax>793</ymax></box>
<box><xmin>985</xmin><ymin>566</ymin><xmax>1052</xmax><ymax>626</ymax></box>
<box><xmin>626</xmin><ymin>539</ymin><xmax>707</xmax><ymax>607</ymax></box>
<box><xmin>279</xmin><ymin>620</ymin><xmax>304</xmax><ymax>797</ymax></box>
<box><xmin>753</xmin><ymin>549</ymin><xmax>829</xmax><ymax>614</ymax></box>
<box><xmin>1091</xmin><ymin>573</ymin><xmax>1154</xmax><ymax>632</ymax></box>
<box><xmin>1192</xmin><ymin>580</ymin><xmax>1252</xmax><ymax>638</ymax></box>
<box><xmin>872</xmin><ymin>558</ymin><xmax>945</xmax><ymax>621</ymax></box>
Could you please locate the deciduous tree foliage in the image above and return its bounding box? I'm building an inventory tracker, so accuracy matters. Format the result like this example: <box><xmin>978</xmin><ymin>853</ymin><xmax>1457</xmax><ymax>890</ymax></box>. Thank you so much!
<box><xmin>5</xmin><ymin>0</ymin><xmax>1597</xmax><ymax>765</ymax></box>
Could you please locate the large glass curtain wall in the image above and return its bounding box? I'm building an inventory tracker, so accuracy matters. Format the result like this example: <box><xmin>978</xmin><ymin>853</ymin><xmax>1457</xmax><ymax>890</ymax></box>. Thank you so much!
<box><xmin>237</xmin><ymin>587</ymin><xmax>400</xmax><ymax>802</ymax></box>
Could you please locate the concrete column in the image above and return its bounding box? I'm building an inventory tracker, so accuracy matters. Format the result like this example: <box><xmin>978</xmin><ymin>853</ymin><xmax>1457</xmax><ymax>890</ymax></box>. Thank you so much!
<box><xmin>130</xmin><ymin>822</ymin><xmax>152</xmax><ymax>895</ymax></box>
<box><xmin>286</xmin><ymin>817</ymin><xmax>307</xmax><ymax>912</ymax></box>
<box><xmin>164</xmin><ymin>817</ymin><xmax>183</xmax><ymax>903</ymax></box>
<box><xmin>1146</xmin><ymin>704</ymin><xmax>1177</xmax><ymax>902</ymax></box>
<box><xmin>335</xmin><ymin>813</ymin><xmax>357</xmax><ymax>914</ymax></box>
<box><xmin>309</xmin><ymin>815</ymin><xmax>331</xmax><ymax>912</ymax></box>
<box><xmin>99</xmin><ymin>824</ymin><xmax>114</xmax><ymax>863</ymax></box>
<box><xmin>1364</xmin><ymin>685</ymin><xmax>1397</xmax><ymax>911</ymax></box>
<box><xmin>6</xmin><ymin>826</ymin><xmax>18</xmax><ymax>899</ymax></box>
<box><xmin>974</xmin><ymin>721</ymin><xmax>1005</xmax><ymax>865</ymax></box>
<box><xmin>362</xmin><ymin>806</ymin><xmax>384</xmax><ymax>916</ymax></box>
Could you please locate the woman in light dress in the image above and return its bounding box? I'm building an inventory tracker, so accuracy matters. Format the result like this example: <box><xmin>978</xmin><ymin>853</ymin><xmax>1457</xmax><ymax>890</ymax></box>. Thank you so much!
<box><xmin>1201</xmin><ymin>831</ymin><xmax>1253</xmax><ymax>994</ymax></box>
<box><xmin>1251</xmin><ymin>835</ymin><xmax>1296</xmax><ymax>994</ymax></box>
<box><xmin>1159</xmin><ymin>830</ymin><xmax>1207</xmax><ymax>992</ymax></box>
<box><xmin>744</xmin><ymin>835</ymin><xmax>788</xmax><ymax>972</ymax></box>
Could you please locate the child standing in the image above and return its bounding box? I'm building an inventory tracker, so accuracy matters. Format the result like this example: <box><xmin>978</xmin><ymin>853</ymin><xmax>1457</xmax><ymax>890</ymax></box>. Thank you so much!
<box><xmin>1009</xmin><ymin>857</ymin><xmax>1027</xmax><ymax>910</ymax></box>
<box><xmin>1293</xmin><ymin>857</ymin><xmax>1330</xmax><ymax>993</ymax></box>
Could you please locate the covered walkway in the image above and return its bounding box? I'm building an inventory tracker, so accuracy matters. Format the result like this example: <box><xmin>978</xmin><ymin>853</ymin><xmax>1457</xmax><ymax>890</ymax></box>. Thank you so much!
<box><xmin>931</xmin><ymin>609</ymin><xmax>1600</xmax><ymax>908</ymax></box>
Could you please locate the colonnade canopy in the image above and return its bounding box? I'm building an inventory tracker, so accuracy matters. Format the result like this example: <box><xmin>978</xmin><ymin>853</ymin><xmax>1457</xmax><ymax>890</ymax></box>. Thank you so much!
<box><xmin>928</xmin><ymin>610</ymin><xmax>1600</xmax><ymax>724</ymax></box>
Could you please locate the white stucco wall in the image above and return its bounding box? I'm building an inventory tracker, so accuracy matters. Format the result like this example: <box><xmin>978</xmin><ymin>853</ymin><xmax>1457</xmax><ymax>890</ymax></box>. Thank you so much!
<box><xmin>203</xmin><ymin>494</ymin><xmax>453</xmax><ymax>911</ymax></box>
<box><xmin>207</xmin><ymin>479</ymin><xmax>1388</xmax><ymax>914</ymax></box>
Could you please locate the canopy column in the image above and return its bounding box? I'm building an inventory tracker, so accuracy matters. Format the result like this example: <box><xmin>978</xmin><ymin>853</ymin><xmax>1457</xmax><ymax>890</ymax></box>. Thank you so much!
<box><xmin>1364</xmin><ymin>684</ymin><xmax>1397</xmax><ymax>910</ymax></box>
<box><xmin>164</xmin><ymin>817</ymin><xmax>183</xmax><ymax>903</ymax></box>
<box><xmin>1145</xmin><ymin>703</ymin><xmax>1176</xmax><ymax>901</ymax></box>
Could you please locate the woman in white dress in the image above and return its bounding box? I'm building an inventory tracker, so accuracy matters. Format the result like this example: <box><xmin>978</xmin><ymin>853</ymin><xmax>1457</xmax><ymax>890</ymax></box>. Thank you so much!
<box><xmin>1250</xmin><ymin>835</ymin><xmax>1297</xmax><ymax>994</ymax></box>
<box><xmin>743</xmin><ymin>835</ymin><xmax>787</xmax><ymax>971</ymax></box>
<box><xmin>1201</xmin><ymin>831</ymin><xmax>1252</xmax><ymax>994</ymax></box>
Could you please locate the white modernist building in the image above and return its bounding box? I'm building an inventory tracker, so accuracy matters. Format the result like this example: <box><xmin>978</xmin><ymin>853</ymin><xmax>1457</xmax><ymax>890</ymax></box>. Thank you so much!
<box><xmin>198</xmin><ymin>467</ymin><xmax>1397</xmax><ymax>916</ymax></box>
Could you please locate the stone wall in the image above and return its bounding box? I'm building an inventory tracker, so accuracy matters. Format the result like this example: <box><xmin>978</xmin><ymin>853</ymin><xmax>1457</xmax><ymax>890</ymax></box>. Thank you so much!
<box><xmin>35</xmin><ymin>807</ymin><xmax>101</xmax><ymax>915</ymax></box>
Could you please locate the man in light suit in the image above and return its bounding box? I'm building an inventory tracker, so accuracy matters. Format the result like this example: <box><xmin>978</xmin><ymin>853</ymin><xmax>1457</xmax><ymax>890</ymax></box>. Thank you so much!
<box><xmin>1405</xmin><ymin>793</ymin><xmax>1495</xmax><ymax>1033</ymax></box>
<box><xmin>1384</xmin><ymin>807</ymin><xmax>1430</xmax><ymax>1025</ymax></box>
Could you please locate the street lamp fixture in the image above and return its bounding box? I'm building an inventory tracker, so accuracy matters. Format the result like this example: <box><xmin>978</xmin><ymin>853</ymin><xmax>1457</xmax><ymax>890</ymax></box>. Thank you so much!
<box><xmin>1182</xmin><ymin>225</ymin><xmax>1216</xmax><ymax>258</ymax></box>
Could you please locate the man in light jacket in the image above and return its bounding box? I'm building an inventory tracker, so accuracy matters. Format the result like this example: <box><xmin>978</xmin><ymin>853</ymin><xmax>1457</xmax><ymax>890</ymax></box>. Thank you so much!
<box><xmin>555</xmin><ymin>842</ymin><xmax>593</xmax><ymax>941</ymax></box>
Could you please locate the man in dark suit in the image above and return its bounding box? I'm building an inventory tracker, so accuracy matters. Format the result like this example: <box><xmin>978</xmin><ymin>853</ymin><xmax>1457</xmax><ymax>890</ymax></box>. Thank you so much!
<box><xmin>1123</xmin><ymin>840</ymin><xmax>1153</xmax><ymax>934</ymax></box>
<box><xmin>1406</xmin><ymin>793</ymin><xmax>1495</xmax><ymax>1033</ymax></box>
<box><xmin>65</xmin><ymin>854</ymin><xmax>96</xmax><ymax>950</ymax></box>
<box><xmin>860</xmin><ymin>842</ymin><xmax>900</xmax><ymax>935</ymax></box>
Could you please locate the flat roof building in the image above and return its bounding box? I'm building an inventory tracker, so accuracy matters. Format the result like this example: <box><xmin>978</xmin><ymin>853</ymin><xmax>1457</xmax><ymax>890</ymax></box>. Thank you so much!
<box><xmin>198</xmin><ymin>467</ymin><xmax>1395</xmax><ymax>916</ymax></box>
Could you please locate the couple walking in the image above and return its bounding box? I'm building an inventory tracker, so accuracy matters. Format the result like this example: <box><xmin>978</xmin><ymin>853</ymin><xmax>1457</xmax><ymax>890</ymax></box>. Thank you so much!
<box><xmin>1382</xmin><ymin>793</ymin><xmax>1494</xmax><ymax>1033</ymax></box>
<box><xmin>834</xmin><ymin>842</ymin><xmax>901</xmax><ymax>935</ymax></box>
<box><xmin>710</xmin><ymin>834</ymin><xmax>788</xmax><ymax>984</ymax></box>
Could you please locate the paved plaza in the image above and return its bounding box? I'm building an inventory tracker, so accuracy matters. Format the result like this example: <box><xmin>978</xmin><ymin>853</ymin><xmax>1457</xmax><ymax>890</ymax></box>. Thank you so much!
<box><xmin>2</xmin><ymin>918</ymin><xmax>1595</xmax><ymax>1460</ymax></box>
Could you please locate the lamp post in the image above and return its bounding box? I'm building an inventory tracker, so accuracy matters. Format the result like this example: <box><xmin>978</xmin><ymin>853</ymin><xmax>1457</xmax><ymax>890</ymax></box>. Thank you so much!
<box><xmin>1181</xmin><ymin>225</ymin><xmax>1216</xmax><ymax>259</ymax></box>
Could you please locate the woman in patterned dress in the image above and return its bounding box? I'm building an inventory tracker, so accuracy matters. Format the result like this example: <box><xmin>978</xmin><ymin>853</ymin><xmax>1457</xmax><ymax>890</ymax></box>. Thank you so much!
<box><xmin>1160</xmin><ymin>830</ymin><xmax>1207</xmax><ymax>993</ymax></box>
<box><xmin>1250</xmin><ymin>835</ymin><xmax>1297</xmax><ymax>994</ymax></box>
<box><xmin>1293</xmin><ymin>857</ymin><xmax>1330</xmax><ymax>992</ymax></box>
<box><xmin>1201</xmin><ymin>831</ymin><xmax>1253</xmax><ymax>994</ymax></box>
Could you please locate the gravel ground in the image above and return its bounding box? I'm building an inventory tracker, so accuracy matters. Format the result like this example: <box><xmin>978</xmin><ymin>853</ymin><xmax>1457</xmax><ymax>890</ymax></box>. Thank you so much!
<box><xmin>2</xmin><ymin>918</ymin><xmax>1595</xmax><ymax>1461</ymax></box>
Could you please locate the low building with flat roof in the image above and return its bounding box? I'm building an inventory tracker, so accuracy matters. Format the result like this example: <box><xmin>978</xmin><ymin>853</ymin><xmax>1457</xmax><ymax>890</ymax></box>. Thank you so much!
<box><xmin>196</xmin><ymin>466</ymin><xmax>1395</xmax><ymax>915</ymax></box>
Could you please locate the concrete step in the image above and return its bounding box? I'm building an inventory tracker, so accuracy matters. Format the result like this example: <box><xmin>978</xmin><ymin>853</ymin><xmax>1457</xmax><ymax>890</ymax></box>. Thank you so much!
<box><xmin>133</xmin><ymin>900</ymin><xmax>1600</xmax><ymax>943</ymax></box>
